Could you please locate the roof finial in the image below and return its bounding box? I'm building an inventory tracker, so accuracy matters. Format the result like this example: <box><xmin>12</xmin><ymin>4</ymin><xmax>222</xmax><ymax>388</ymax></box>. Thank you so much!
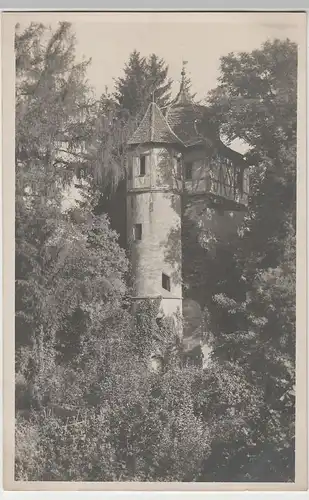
<box><xmin>175</xmin><ymin>60</ymin><xmax>191</xmax><ymax>105</ymax></box>
<box><xmin>181</xmin><ymin>60</ymin><xmax>188</xmax><ymax>89</ymax></box>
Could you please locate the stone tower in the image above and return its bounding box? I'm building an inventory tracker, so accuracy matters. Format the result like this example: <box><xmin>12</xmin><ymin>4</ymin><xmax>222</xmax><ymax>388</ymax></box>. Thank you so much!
<box><xmin>127</xmin><ymin>66</ymin><xmax>250</xmax><ymax>360</ymax></box>
<box><xmin>126</xmin><ymin>101</ymin><xmax>184</xmax><ymax>323</ymax></box>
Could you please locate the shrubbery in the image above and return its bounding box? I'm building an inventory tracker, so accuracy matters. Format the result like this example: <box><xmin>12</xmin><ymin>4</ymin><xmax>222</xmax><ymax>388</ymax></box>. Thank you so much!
<box><xmin>15</xmin><ymin>23</ymin><xmax>296</xmax><ymax>482</ymax></box>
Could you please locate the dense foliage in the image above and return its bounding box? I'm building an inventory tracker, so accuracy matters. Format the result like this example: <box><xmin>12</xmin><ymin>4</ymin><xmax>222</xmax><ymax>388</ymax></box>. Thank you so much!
<box><xmin>190</xmin><ymin>39</ymin><xmax>297</xmax><ymax>481</ymax></box>
<box><xmin>15</xmin><ymin>22</ymin><xmax>210</xmax><ymax>482</ymax></box>
<box><xmin>114</xmin><ymin>49</ymin><xmax>172</xmax><ymax>117</ymax></box>
<box><xmin>15</xmin><ymin>23</ymin><xmax>296</xmax><ymax>483</ymax></box>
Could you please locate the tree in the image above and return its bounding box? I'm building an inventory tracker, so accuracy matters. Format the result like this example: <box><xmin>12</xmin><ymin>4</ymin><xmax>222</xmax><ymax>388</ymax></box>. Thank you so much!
<box><xmin>195</xmin><ymin>39</ymin><xmax>297</xmax><ymax>481</ymax></box>
<box><xmin>85</xmin><ymin>51</ymin><xmax>173</xmax><ymax>244</ymax></box>
<box><xmin>16</xmin><ymin>22</ymin><xmax>297</xmax><ymax>484</ymax></box>
<box><xmin>15</xmin><ymin>296</ymin><xmax>213</xmax><ymax>482</ymax></box>
<box><xmin>114</xmin><ymin>50</ymin><xmax>172</xmax><ymax>117</ymax></box>
<box><xmin>80</xmin><ymin>92</ymin><xmax>137</xmax><ymax>248</ymax></box>
<box><xmin>15</xmin><ymin>24</ymin><xmax>213</xmax><ymax>482</ymax></box>
<box><xmin>15</xmin><ymin>21</ymin><xmax>93</xmax><ymax>361</ymax></box>
<box><xmin>15</xmin><ymin>21</ymin><xmax>133</xmax><ymax>422</ymax></box>
<box><xmin>206</xmin><ymin>39</ymin><xmax>296</xmax><ymax>267</ymax></box>
<box><xmin>146</xmin><ymin>53</ymin><xmax>173</xmax><ymax>107</ymax></box>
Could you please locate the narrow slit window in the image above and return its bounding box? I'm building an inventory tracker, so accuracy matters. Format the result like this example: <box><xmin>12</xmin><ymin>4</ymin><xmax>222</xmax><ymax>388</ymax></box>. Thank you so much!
<box><xmin>185</xmin><ymin>162</ymin><xmax>193</xmax><ymax>180</ymax></box>
<box><xmin>76</xmin><ymin>167</ymin><xmax>86</xmax><ymax>180</ymax></box>
<box><xmin>134</xmin><ymin>223</ymin><xmax>142</xmax><ymax>241</ymax></box>
<box><xmin>176</xmin><ymin>157</ymin><xmax>182</xmax><ymax>179</ymax></box>
<box><xmin>236</xmin><ymin>169</ymin><xmax>244</xmax><ymax>193</ymax></box>
<box><xmin>140</xmin><ymin>155</ymin><xmax>146</xmax><ymax>176</ymax></box>
<box><xmin>128</xmin><ymin>164</ymin><xmax>133</xmax><ymax>180</ymax></box>
<box><xmin>162</xmin><ymin>273</ymin><xmax>171</xmax><ymax>292</ymax></box>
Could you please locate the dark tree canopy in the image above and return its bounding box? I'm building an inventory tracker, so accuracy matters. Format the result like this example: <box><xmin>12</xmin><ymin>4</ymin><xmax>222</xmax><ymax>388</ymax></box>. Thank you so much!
<box><xmin>88</xmin><ymin>50</ymin><xmax>173</xmax><ymax>240</ymax></box>
<box><xmin>193</xmin><ymin>38</ymin><xmax>297</xmax><ymax>481</ymax></box>
<box><xmin>114</xmin><ymin>50</ymin><xmax>172</xmax><ymax>117</ymax></box>
<box><xmin>14</xmin><ymin>24</ymin><xmax>297</xmax><ymax>483</ymax></box>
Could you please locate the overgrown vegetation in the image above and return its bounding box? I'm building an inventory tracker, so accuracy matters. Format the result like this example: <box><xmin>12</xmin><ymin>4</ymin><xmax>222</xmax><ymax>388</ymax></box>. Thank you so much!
<box><xmin>15</xmin><ymin>22</ymin><xmax>296</xmax><ymax>482</ymax></box>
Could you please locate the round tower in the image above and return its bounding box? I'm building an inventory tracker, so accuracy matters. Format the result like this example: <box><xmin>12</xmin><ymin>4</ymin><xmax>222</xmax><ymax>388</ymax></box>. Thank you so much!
<box><xmin>165</xmin><ymin>64</ymin><xmax>250</xmax><ymax>366</ymax></box>
<box><xmin>127</xmin><ymin>101</ymin><xmax>184</xmax><ymax>324</ymax></box>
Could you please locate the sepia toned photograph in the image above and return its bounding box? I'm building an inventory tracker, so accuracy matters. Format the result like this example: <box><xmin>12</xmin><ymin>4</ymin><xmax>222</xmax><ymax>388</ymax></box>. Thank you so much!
<box><xmin>1</xmin><ymin>10</ymin><xmax>307</xmax><ymax>490</ymax></box>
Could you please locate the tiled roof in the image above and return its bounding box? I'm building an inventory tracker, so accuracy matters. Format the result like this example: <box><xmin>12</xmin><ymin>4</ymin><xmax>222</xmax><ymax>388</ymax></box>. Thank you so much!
<box><xmin>166</xmin><ymin>103</ymin><xmax>205</xmax><ymax>146</ymax></box>
<box><xmin>171</xmin><ymin>85</ymin><xmax>193</xmax><ymax>107</ymax></box>
<box><xmin>163</xmin><ymin>64</ymin><xmax>209</xmax><ymax>146</ymax></box>
<box><xmin>128</xmin><ymin>102</ymin><xmax>183</xmax><ymax>146</ymax></box>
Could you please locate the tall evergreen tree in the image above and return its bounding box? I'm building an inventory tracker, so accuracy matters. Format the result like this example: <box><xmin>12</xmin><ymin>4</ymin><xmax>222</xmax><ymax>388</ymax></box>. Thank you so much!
<box><xmin>88</xmin><ymin>51</ymin><xmax>172</xmax><ymax>242</ymax></box>
<box><xmin>146</xmin><ymin>53</ymin><xmax>173</xmax><ymax>106</ymax></box>
<box><xmin>114</xmin><ymin>50</ymin><xmax>172</xmax><ymax>117</ymax></box>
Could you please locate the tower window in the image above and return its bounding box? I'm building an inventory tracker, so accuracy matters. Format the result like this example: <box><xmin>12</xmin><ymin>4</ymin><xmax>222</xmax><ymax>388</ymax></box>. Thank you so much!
<box><xmin>176</xmin><ymin>156</ymin><xmax>182</xmax><ymax>179</ymax></box>
<box><xmin>185</xmin><ymin>162</ymin><xmax>193</xmax><ymax>180</ymax></box>
<box><xmin>139</xmin><ymin>155</ymin><xmax>146</xmax><ymax>176</ymax></box>
<box><xmin>76</xmin><ymin>167</ymin><xmax>86</xmax><ymax>180</ymax></box>
<box><xmin>236</xmin><ymin>169</ymin><xmax>244</xmax><ymax>193</ymax></box>
<box><xmin>131</xmin><ymin>196</ymin><xmax>134</xmax><ymax>210</ymax></box>
<box><xmin>134</xmin><ymin>223</ymin><xmax>142</xmax><ymax>241</ymax></box>
<box><xmin>162</xmin><ymin>273</ymin><xmax>171</xmax><ymax>292</ymax></box>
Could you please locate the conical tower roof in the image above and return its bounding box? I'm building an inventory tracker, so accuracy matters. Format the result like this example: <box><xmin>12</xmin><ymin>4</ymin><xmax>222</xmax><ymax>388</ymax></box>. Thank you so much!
<box><xmin>170</xmin><ymin>61</ymin><xmax>194</xmax><ymax>107</ymax></box>
<box><xmin>166</xmin><ymin>64</ymin><xmax>210</xmax><ymax>146</ymax></box>
<box><xmin>128</xmin><ymin>101</ymin><xmax>183</xmax><ymax>146</ymax></box>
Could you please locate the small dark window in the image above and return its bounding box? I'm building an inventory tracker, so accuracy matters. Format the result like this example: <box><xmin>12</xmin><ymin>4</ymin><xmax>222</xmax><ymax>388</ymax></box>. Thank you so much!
<box><xmin>162</xmin><ymin>273</ymin><xmax>171</xmax><ymax>291</ymax></box>
<box><xmin>176</xmin><ymin>157</ymin><xmax>182</xmax><ymax>179</ymax></box>
<box><xmin>236</xmin><ymin>169</ymin><xmax>244</xmax><ymax>193</ymax></box>
<box><xmin>131</xmin><ymin>196</ymin><xmax>134</xmax><ymax>210</ymax></box>
<box><xmin>134</xmin><ymin>223</ymin><xmax>142</xmax><ymax>240</ymax></box>
<box><xmin>140</xmin><ymin>155</ymin><xmax>146</xmax><ymax>176</ymax></box>
<box><xmin>76</xmin><ymin>167</ymin><xmax>86</xmax><ymax>180</ymax></box>
<box><xmin>185</xmin><ymin>162</ymin><xmax>193</xmax><ymax>180</ymax></box>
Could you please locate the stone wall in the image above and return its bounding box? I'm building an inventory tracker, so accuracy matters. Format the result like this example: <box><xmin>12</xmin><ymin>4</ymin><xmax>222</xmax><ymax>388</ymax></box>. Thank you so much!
<box><xmin>127</xmin><ymin>145</ymin><xmax>183</xmax><ymax>320</ymax></box>
<box><xmin>126</xmin><ymin>144</ymin><xmax>247</xmax><ymax>356</ymax></box>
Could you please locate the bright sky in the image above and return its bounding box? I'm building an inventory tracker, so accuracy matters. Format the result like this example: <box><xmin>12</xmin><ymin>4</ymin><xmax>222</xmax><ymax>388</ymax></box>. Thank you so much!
<box><xmin>13</xmin><ymin>12</ymin><xmax>304</xmax><ymax>153</ymax></box>
<box><xmin>14</xmin><ymin>11</ymin><xmax>304</xmax><ymax>101</ymax></box>
<box><xmin>77</xmin><ymin>13</ymin><xmax>303</xmax><ymax>101</ymax></box>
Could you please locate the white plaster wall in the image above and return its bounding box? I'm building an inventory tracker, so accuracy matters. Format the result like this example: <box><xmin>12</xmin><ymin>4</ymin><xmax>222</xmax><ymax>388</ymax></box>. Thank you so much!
<box><xmin>126</xmin><ymin>144</ymin><xmax>248</xmax><ymax>346</ymax></box>
<box><xmin>127</xmin><ymin>146</ymin><xmax>182</xmax><ymax>192</ymax></box>
<box><xmin>128</xmin><ymin>191</ymin><xmax>182</xmax><ymax>300</ymax></box>
<box><xmin>127</xmin><ymin>146</ymin><xmax>183</xmax><ymax>320</ymax></box>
